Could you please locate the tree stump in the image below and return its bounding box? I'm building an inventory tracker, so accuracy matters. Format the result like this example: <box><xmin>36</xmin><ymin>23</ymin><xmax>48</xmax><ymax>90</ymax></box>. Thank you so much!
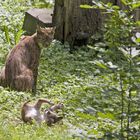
<box><xmin>23</xmin><ymin>8</ymin><xmax>53</xmax><ymax>34</ymax></box>
<box><xmin>53</xmin><ymin>0</ymin><xmax>102</xmax><ymax>46</ymax></box>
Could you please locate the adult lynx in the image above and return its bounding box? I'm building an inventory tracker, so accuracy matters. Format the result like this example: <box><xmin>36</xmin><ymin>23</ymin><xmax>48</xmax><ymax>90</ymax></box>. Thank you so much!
<box><xmin>0</xmin><ymin>26</ymin><xmax>55</xmax><ymax>93</ymax></box>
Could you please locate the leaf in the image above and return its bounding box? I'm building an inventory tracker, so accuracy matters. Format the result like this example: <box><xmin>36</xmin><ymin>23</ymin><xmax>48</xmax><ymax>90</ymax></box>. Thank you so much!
<box><xmin>3</xmin><ymin>25</ymin><xmax>10</xmax><ymax>44</ymax></box>
<box><xmin>135</xmin><ymin>38</ymin><xmax>140</xmax><ymax>43</ymax></box>
<box><xmin>95</xmin><ymin>61</ymin><xmax>108</xmax><ymax>69</ymax></box>
<box><xmin>136</xmin><ymin>21</ymin><xmax>140</xmax><ymax>26</ymax></box>
<box><xmin>76</xmin><ymin>111</ymin><xmax>97</xmax><ymax>120</ymax></box>
<box><xmin>98</xmin><ymin>112</ymin><xmax>115</xmax><ymax>120</ymax></box>
<box><xmin>118</xmin><ymin>47</ymin><xmax>130</xmax><ymax>59</ymax></box>
<box><xmin>107</xmin><ymin>2</ymin><xmax>113</xmax><ymax>7</ymax></box>
<box><xmin>95</xmin><ymin>42</ymin><xmax>106</xmax><ymax>47</ymax></box>
<box><xmin>14</xmin><ymin>29</ymin><xmax>23</xmax><ymax>45</ymax></box>
<box><xmin>87</xmin><ymin>129</ymin><xmax>99</xmax><ymax>135</ymax></box>
<box><xmin>132</xmin><ymin>2</ymin><xmax>140</xmax><ymax>9</ymax></box>
<box><xmin>131</xmin><ymin>48</ymin><xmax>140</xmax><ymax>58</ymax></box>
<box><xmin>112</xmin><ymin>6</ymin><xmax>120</xmax><ymax>10</ymax></box>
<box><xmin>96</xmin><ymin>2</ymin><xmax>104</xmax><ymax>8</ymax></box>
<box><xmin>90</xmin><ymin>1</ymin><xmax>105</xmax><ymax>9</ymax></box>
<box><xmin>107</xmin><ymin>62</ymin><xmax>118</xmax><ymax>69</ymax></box>
<box><xmin>87</xmin><ymin>45</ymin><xmax>94</xmax><ymax>49</ymax></box>
<box><xmin>136</xmin><ymin>32</ymin><xmax>140</xmax><ymax>38</ymax></box>
<box><xmin>80</xmin><ymin>4</ymin><xmax>93</xmax><ymax>9</ymax></box>
<box><xmin>121</xmin><ymin>0</ymin><xmax>128</xmax><ymax>5</ymax></box>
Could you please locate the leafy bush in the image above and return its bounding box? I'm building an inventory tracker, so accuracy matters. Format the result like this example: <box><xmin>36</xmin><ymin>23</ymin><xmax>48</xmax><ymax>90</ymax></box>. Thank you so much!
<box><xmin>0</xmin><ymin>0</ymin><xmax>140</xmax><ymax>140</ymax></box>
<box><xmin>82</xmin><ymin>0</ymin><xmax>140</xmax><ymax>139</ymax></box>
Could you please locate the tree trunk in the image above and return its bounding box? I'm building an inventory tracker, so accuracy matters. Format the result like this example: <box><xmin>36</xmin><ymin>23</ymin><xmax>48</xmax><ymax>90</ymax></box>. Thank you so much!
<box><xmin>53</xmin><ymin>0</ymin><xmax>102</xmax><ymax>46</ymax></box>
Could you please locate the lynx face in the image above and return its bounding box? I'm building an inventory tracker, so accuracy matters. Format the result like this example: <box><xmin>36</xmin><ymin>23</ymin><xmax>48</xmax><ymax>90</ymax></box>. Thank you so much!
<box><xmin>36</xmin><ymin>26</ymin><xmax>55</xmax><ymax>48</ymax></box>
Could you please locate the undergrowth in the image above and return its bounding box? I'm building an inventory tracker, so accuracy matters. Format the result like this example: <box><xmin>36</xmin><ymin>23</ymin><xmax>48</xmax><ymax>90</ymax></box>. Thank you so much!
<box><xmin>0</xmin><ymin>0</ymin><xmax>140</xmax><ymax>140</ymax></box>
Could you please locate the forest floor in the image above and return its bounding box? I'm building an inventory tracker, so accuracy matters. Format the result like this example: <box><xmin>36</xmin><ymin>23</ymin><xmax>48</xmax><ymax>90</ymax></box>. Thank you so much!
<box><xmin>0</xmin><ymin>1</ymin><xmax>139</xmax><ymax>140</ymax></box>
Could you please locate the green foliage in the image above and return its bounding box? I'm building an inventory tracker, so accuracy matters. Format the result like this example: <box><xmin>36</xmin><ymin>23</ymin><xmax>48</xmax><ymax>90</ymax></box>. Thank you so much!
<box><xmin>0</xmin><ymin>0</ymin><xmax>53</xmax><ymax>47</ymax></box>
<box><xmin>0</xmin><ymin>0</ymin><xmax>140</xmax><ymax>139</ymax></box>
<box><xmin>82</xmin><ymin>0</ymin><xmax>140</xmax><ymax>139</ymax></box>
<box><xmin>3</xmin><ymin>25</ymin><xmax>11</xmax><ymax>44</ymax></box>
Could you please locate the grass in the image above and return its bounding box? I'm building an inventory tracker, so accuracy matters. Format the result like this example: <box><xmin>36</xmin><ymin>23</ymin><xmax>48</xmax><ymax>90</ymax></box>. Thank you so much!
<box><xmin>0</xmin><ymin>43</ymin><xmax>121</xmax><ymax>139</ymax></box>
<box><xmin>0</xmin><ymin>0</ymin><xmax>140</xmax><ymax>140</ymax></box>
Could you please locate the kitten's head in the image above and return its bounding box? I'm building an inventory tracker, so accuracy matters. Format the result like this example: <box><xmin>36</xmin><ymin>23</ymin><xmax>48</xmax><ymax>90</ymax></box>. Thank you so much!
<box><xmin>36</xmin><ymin>26</ymin><xmax>55</xmax><ymax>47</ymax></box>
